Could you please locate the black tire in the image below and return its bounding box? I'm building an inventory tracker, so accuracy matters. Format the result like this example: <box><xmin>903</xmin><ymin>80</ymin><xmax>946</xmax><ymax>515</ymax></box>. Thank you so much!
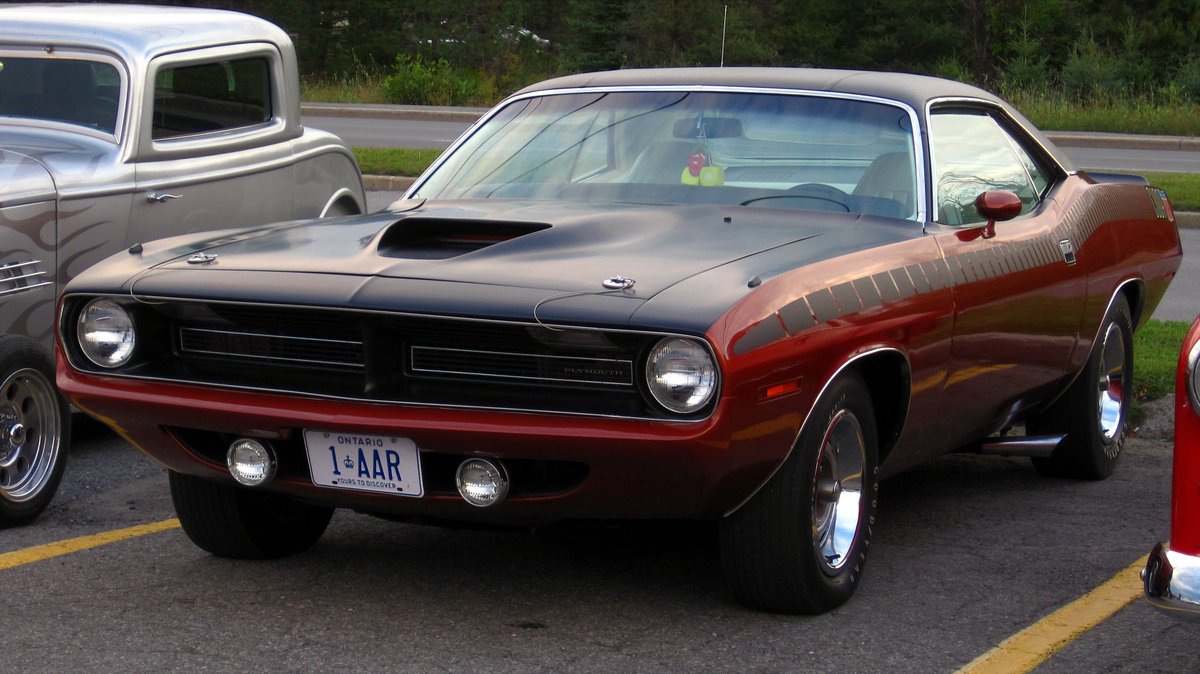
<box><xmin>0</xmin><ymin>335</ymin><xmax>70</xmax><ymax>527</ymax></box>
<box><xmin>1028</xmin><ymin>294</ymin><xmax>1133</xmax><ymax>480</ymax></box>
<box><xmin>169</xmin><ymin>471</ymin><xmax>334</xmax><ymax>559</ymax></box>
<box><xmin>720</xmin><ymin>371</ymin><xmax>879</xmax><ymax>614</ymax></box>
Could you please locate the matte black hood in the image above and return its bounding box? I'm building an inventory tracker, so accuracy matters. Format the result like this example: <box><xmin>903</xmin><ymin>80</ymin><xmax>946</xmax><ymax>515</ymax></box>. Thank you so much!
<box><xmin>151</xmin><ymin>199</ymin><xmax>835</xmax><ymax>296</ymax></box>
<box><xmin>72</xmin><ymin>199</ymin><xmax>913</xmax><ymax>333</ymax></box>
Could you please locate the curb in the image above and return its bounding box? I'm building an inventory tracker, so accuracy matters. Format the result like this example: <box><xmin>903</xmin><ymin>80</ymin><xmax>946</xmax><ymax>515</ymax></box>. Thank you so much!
<box><xmin>302</xmin><ymin>103</ymin><xmax>484</xmax><ymax>124</ymax></box>
<box><xmin>363</xmin><ymin>175</ymin><xmax>415</xmax><ymax>191</ymax></box>
<box><xmin>1045</xmin><ymin>131</ymin><xmax>1200</xmax><ymax>152</ymax></box>
<box><xmin>1176</xmin><ymin>211</ymin><xmax>1200</xmax><ymax>229</ymax></box>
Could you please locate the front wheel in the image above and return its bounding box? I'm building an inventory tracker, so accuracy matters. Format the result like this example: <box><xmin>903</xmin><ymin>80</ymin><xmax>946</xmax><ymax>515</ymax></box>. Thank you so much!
<box><xmin>0</xmin><ymin>336</ymin><xmax>70</xmax><ymax>527</ymax></box>
<box><xmin>720</xmin><ymin>371</ymin><xmax>879</xmax><ymax>614</ymax></box>
<box><xmin>169</xmin><ymin>472</ymin><xmax>334</xmax><ymax>559</ymax></box>
<box><xmin>1028</xmin><ymin>294</ymin><xmax>1133</xmax><ymax>480</ymax></box>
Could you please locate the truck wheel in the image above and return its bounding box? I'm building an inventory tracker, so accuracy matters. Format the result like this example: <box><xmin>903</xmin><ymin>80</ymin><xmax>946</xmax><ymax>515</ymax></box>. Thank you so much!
<box><xmin>1028</xmin><ymin>294</ymin><xmax>1133</xmax><ymax>480</ymax></box>
<box><xmin>720</xmin><ymin>371</ymin><xmax>879</xmax><ymax>614</ymax></box>
<box><xmin>169</xmin><ymin>471</ymin><xmax>333</xmax><ymax>559</ymax></box>
<box><xmin>0</xmin><ymin>335</ymin><xmax>69</xmax><ymax>527</ymax></box>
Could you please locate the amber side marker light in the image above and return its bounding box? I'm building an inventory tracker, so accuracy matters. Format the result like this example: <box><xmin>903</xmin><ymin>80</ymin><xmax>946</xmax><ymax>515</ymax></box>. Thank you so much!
<box><xmin>761</xmin><ymin>379</ymin><xmax>801</xmax><ymax>401</ymax></box>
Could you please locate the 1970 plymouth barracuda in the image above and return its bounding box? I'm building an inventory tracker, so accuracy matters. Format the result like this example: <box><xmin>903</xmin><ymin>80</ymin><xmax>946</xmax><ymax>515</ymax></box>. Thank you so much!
<box><xmin>1144</xmin><ymin>316</ymin><xmax>1200</xmax><ymax>619</ymax></box>
<box><xmin>0</xmin><ymin>4</ymin><xmax>364</xmax><ymax>525</ymax></box>
<box><xmin>58</xmin><ymin>68</ymin><xmax>1181</xmax><ymax>613</ymax></box>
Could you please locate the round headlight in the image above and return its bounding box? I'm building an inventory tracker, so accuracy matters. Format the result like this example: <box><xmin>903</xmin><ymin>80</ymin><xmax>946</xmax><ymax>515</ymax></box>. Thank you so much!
<box><xmin>77</xmin><ymin>298</ymin><xmax>135</xmax><ymax>368</ymax></box>
<box><xmin>645</xmin><ymin>337</ymin><xmax>718</xmax><ymax>414</ymax></box>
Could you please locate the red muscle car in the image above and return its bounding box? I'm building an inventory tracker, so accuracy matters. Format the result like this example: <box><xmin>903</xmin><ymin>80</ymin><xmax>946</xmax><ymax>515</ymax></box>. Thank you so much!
<box><xmin>57</xmin><ymin>68</ymin><xmax>1182</xmax><ymax>614</ymax></box>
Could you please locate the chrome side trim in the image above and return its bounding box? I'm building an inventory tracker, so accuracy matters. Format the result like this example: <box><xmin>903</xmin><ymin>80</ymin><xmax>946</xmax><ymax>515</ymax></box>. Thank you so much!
<box><xmin>1144</xmin><ymin>542</ymin><xmax>1200</xmax><ymax>621</ymax></box>
<box><xmin>722</xmin><ymin>345</ymin><xmax>910</xmax><ymax>517</ymax></box>
<box><xmin>978</xmin><ymin>435</ymin><xmax>1064</xmax><ymax>458</ymax></box>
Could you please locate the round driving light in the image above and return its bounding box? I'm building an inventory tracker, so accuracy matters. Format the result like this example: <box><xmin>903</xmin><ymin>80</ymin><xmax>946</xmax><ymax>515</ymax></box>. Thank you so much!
<box><xmin>645</xmin><ymin>337</ymin><xmax>717</xmax><ymax>414</ymax></box>
<box><xmin>77</xmin><ymin>298</ymin><xmax>135</xmax><ymax>368</ymax></box>
<box><xmin>455</xmin><ymin>458</ymin><xmax>509</xmax><ymax>507</ymax></box>
<box><xmin>227</xmin><ymin>438</ymin><xmax>277</xmax><ymax>487</ymax></box>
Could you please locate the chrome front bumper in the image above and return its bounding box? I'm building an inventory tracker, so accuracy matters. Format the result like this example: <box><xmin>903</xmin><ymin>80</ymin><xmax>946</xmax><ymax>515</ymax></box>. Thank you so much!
<box><xmin>1143</xmin><ymin>542</ymin><xmax>1200</xmax><ymax>620</ymax></box>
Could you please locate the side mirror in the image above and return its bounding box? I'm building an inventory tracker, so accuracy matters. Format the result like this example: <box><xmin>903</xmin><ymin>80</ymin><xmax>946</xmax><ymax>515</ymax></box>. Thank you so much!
<box><xmin>974</xmin><ymin>190</ymin><xmax>1023</xmax><ymax>238</ymax></box>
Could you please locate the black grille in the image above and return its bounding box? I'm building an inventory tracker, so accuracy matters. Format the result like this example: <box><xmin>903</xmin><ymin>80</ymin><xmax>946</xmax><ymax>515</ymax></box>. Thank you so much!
<box><xmin>62</xmin><ymin>298</ymin><xmax>710</xmax><ymax>419</ymax></box>
<box><xmin>179</xmin><ymin>327</ymin><xmax>365</xmax><ymax>368</ymax></box>
<box><xmin>410</xmin><ymin>346</ymin><xmax>633</xmax><ymax>386</ymax></box>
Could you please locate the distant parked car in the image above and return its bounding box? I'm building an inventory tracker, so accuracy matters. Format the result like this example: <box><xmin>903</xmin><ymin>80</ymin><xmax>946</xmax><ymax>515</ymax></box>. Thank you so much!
<box><xmin>58</xmin><ymin>67</ymin><xmax>1181</xmax><ymax>613</ymax></box>
<box><xmin>1144</xmin><ymin>316</ymin><xmax>1200</xmax><ymax>619</ymax></box>
<box><xmin>0</xmin><ymin>4</ymin><xmax>365</xmax><ymax>526</ymax></box>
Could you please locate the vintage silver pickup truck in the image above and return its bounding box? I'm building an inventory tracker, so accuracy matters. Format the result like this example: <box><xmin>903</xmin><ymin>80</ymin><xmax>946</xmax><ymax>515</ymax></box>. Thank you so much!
<box><xmin>0</xmin><ymin>4</ymin><xmax>365</xmax><ymax>525</ymax></box>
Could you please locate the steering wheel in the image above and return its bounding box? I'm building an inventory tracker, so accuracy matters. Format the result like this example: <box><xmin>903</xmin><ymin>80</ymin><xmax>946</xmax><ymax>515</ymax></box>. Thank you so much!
<box><xmin>740</xmin><ymin>183</ymin><xmax>851</xmax><ymax>212</ymax></box>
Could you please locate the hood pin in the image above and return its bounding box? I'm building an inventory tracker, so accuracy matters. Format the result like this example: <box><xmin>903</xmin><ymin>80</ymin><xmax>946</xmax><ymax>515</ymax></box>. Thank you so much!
<box><xmin>187</xmin><ymin>252</ymin><xmax>218</xmax><ymax>264</ymax></box>
<box><xmin>602</xmin><ymin>276</ymin><xmax>635</xmax><ymax>290</ymax></box>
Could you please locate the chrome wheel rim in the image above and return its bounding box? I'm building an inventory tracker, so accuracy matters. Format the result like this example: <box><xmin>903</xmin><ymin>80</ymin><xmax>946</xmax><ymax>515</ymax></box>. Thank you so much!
<box><xmin>811</xmin><ymin>409</ymin><xmax>866</xmax><ymax>574</ymax></box>
<box><xmin>0</xmin><ymin>367</ymin><xmax>61</xmax><ymax>503</ymax></box>
<box><xmin>1096</xmin><ymin>322</ymin><xmax>1127</xmax><ymax>444</ymax></box>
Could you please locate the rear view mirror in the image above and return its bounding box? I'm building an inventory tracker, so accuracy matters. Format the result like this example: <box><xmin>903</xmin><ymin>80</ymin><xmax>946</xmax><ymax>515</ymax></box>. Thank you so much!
<box><xmin>974</xmin><ymin>190</ymin><xmax>1022</xmax><ymax>238</ymax></box>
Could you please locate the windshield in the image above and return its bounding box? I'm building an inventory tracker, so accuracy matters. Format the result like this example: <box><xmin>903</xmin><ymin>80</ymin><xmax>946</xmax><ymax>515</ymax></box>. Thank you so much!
<box><xmin>415</xmin><ymin>90</ymin><xmax>919</xmax><ymax>220</ymax></box>
<box><xmin>0</xmin><ymin>57</ymin><xmax>122</xmax><ymax>135</ymax></box>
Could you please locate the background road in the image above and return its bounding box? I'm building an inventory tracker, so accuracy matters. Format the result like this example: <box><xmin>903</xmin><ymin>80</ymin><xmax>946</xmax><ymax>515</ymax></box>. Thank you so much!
<box><xmin>301</xmin><ymin>110</ymin><xmax>1200</xmax><ymax>175</ymax></box>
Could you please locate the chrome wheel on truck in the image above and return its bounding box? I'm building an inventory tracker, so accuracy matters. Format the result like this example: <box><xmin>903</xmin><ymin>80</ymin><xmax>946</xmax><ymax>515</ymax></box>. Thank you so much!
<box><xmin>0</xmin><ymin>335</ymin><xmax>69</xmax><ymax>526</ymax></box>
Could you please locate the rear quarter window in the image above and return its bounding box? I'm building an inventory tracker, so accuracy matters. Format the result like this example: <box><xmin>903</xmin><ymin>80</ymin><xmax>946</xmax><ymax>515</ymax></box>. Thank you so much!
<box><xmin>152</xmin><ymin>57</ymin><xmax>271</xmax><ymax>139</ymax></box>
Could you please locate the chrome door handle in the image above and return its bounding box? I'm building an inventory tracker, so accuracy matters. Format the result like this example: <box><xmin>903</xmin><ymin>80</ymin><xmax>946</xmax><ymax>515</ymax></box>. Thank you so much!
<box><xmin>146</xmin><ymin>193</ymin><xmax>182</xmax><ymax>203</ymax></box>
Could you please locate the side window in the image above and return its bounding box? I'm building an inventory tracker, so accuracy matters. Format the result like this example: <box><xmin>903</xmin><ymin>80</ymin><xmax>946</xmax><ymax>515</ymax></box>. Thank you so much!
<box><xmin>152</xmin><ymin>57</ymin><xmax>271</xmax><ymax>139</ymax></box>
<box><xmin>0</xmin><ymin>57</ymin><xmax>121</xmax><ymax>134</ymax></box>
<box><xmin>930</xmin><ymin>110</ymin><xmax>1046</xmax><ymax>225</ymax></box>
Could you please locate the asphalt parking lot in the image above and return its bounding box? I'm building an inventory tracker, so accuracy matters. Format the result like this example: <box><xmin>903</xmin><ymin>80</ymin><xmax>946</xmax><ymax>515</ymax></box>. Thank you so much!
<box><xmin>2</xmin><ymin>409</ymin><xmax>1195</xmax><ymax>673</ymax></box>
<box><xmin>6</xmin><ymin>126</ymin><xmax>1199</xmax><ymax>672</ymax></box>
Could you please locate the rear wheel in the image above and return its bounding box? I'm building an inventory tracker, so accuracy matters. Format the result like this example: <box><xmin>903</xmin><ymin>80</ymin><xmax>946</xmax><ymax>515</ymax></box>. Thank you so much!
<box><xmin>169</xmin><ymin>471</ymin><xmax>334</xmax><ymax>559</ymax></box>
<box><xmin>720</xmin><ymin>371</ymin><xmax>879</xmax><ymax>614</ymax></box>
<box><xmin>1028</xmin><ymin>294</ymin><xmax>1133</xmax><ymax>480</ymax></box>
<box><xmin>0</xmin><ymin>336</ymin><xmax>69</xmax><ymax>527</ymax></box>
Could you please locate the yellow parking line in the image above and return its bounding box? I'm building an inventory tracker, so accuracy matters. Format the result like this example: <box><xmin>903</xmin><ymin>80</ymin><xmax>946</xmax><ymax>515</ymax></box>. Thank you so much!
<box><xmin>956</xmin><ymin>555</ymin><xmax>1147</xmax><ymax>674</ymax></box>
<box><xmin>0</xmin><ymin>518</ymin><xmax>180</xmax><ymax>571</ymax></box>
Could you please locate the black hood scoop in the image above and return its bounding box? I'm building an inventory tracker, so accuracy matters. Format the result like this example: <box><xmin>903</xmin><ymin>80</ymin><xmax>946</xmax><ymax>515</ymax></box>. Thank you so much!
<box><xmin>377</xmin><ymin>218</ymin><xmax>551</xmax><ymax>259</ymax></box>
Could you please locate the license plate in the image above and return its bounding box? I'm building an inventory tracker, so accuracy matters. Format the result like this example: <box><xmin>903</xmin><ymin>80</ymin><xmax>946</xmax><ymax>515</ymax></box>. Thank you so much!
<box><xmin>303</xmin><ymin>430</ymin><xmax>423</xmax><ymax>497</ymax></box>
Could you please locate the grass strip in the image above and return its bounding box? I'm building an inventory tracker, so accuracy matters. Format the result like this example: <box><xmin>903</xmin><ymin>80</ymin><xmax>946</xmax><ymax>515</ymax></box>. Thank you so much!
<box><xmin>352</xmin><ymin>147</ymin><xmax>441</xmax><ymax>177</ymax></box>
<box><xmin>1135</xmin><ymin>319</ymin><xmax>1189</xmax><ymax>402</ymax></box>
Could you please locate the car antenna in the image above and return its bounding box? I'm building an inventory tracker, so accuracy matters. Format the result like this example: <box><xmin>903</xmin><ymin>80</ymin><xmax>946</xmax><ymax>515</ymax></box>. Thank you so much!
<box><xmin>720</xmin><ymin>5</ymin><xmax>728</xmax><ymax>67</ymax></box>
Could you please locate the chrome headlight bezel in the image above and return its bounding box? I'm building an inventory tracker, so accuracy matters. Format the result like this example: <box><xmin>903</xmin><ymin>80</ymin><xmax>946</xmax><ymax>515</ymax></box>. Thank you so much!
<box><xmin>644</xmin><ymin>337</ymin><xmax>719</xmax><ymax>414</ymax></box>
<box><xmin>1188</xmin><ymin>338</ymin><xmax>1200</xmax><ymax>415</ymax></box>
<box><xmin>76</xmin><ymin>298</ymin><xmax>136</xmax><ymax>369</ymax></box>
